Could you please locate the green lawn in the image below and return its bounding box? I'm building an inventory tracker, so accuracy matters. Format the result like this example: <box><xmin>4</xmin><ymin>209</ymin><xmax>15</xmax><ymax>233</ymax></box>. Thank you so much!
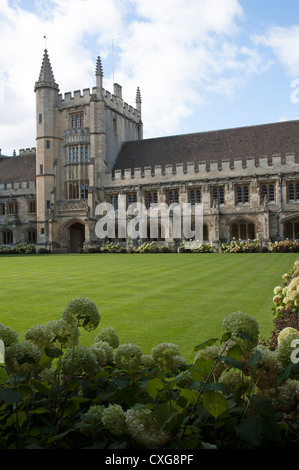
<box><xmin>0</xmin><ymin>253</ymin><xmax>297</xmax><ymax>362</ymax></box>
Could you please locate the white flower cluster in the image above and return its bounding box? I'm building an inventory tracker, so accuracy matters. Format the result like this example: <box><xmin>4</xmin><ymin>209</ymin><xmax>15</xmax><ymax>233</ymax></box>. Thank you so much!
<box><xmin>222</xmin><ymin>311</ymin><xmax>259</xmax><ymax>352</ymax></box>
<box><xmin>150</xmin><ymin>342</ymin><xmax>187</xmax><ymax>371</ymax></box>
<box><xmin>5</xmin><ymin>340</ymin><xmax>42</xmax><ymax>375</ymax></box>
<box><xmin>273</xmin><ymin>262</ymin><xmax>299</xmax><ymax>313</ymax></box>
<box><xmin>0</xmin><ymin>323</ymin><xmax>18</xmax><ymax>347</ymax></box>
<box><xmin>125</xmin><ymin>408</ymin><xmax>171</xmax><ymax>447</ymax></box>
<box><xmin>84</xmin><ymin>403</ymin><xmax>171</xmax><ymax>446</ymax></box>
<box><xmin>90</xmin><ymin>341</ymin><xmax>114</xmax><ymax>367</ymax></box>
<box><xmin>94</xmin><ymin>327</ymin><xmax>119</xmax><ymax>349</ymax></box>
<box><xmin>62</xmin><ymin>297</ymin><xmax>101</xmax><ymax>331</ymax></box>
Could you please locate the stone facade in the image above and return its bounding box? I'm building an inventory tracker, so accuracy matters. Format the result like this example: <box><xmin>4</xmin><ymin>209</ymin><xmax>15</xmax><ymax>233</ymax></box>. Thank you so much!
<box><xmin>1</xmin><ymin>49</ymin><xmax>299</xmax><ymax>252</ymax></box>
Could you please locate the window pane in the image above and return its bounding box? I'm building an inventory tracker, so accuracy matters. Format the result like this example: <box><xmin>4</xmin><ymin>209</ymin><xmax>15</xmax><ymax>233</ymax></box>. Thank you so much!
<box><xmin>269</xmin><ymin>185</ymin><xmax>275</xmax><ymax>202</ymax></box>
<box><xmin>190</xmin><ymin>190</ymin><xmax>195</xmax><ymax>205</ymax></box>
<box><xmin>219</xmin><ymin>188</ymin><xmax>224</xmax><ymax>204</ymax></box>
<box><xmin>244</xmin><ymin>186</ymin><xmax>249</xmax><ymax>203</ymax></box>
<box><xmin>237</xmin><ymin>187</ymin><xmax>242</xmax><ymax>203</ymax></box>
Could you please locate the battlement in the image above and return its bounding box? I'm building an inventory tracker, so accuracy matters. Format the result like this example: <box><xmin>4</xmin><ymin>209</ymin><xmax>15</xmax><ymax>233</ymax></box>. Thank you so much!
<box><xmin>58</xmin><ymin>86</ymin><xmax>141</xmax><ymax>122</ymax></box>
<box><xmin>0</xmin><ymin>180</ymin><xmax>36</xmax><ymax>192</ymax></box>
<box><xmin>19</xmin><ymin>148</ymin><xmax>36</xmax><ymax>156</ymax></box>
<box><xmin>108</xmin><ymin>153</ymin><xmax>298</xmax><ymax>185</ymax></box>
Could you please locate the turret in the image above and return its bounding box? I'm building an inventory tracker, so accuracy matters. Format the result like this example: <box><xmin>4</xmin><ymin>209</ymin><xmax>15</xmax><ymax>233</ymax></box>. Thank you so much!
<box><xmin>34</xmin><ymin>49</ymin><xmax>60</xmax><ymax>249</ymax></box>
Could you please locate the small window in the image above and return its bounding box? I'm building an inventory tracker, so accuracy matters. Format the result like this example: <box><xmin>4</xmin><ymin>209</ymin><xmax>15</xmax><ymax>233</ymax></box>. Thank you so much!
<box><xmin>236</xmin><ymin>185</ymin><xmax>249</xmax><ymax>204</ymax></box>
<box><xmin>46</xmin><ymin>140</ymin><xmax>50</xmax><ymax>149</ymax></box>
<box><xmin>289</xmin><ymin>183</ymin><xmax>295</xmax><ymax>201</ymax></box>
<box><xmin>113</xmin><ymin>118</ymin><xmax>117</xmax><ymax>133</ymax></box>
<box><xmin>0</xmin><ymin>204</ymin><xmax>5</xmax><ymax>216</ymax></box>
<box><xmin>40</xmin><ymin>164</ymin><xmax>44</xmax><ymax>175</ymax></box>
<box><xmin>39</xmin><ymin>114</ymin><xmax>42</xmax><ymax>124</ymax></box>
<box><xmin>7</xmin><ymin>202</ymin><xmax>18</xmax><ymax>215</ymax></box>
<box><xmin>28</xmin><ymin>201</ymin><xmax>36</xmax><ymax>214</ymax></box>
<box><xmin>212</xmin><ymin>187</ymin><xmax>224</xmax><ymax>205</ymax></box>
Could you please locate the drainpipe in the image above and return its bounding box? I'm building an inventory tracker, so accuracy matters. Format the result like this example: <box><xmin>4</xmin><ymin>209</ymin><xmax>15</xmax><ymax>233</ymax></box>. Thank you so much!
<box><xmin>276</xmin><ymin>174</ymin><xmax>283</xmax><ymax>241</ymax></box>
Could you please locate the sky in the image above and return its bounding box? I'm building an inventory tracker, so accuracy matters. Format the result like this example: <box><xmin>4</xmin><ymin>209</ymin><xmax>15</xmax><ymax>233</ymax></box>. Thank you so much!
<box><xmin>1</xmin><ymin>0</ymin><xmax>299</xmax><ymax>155</ymax></box>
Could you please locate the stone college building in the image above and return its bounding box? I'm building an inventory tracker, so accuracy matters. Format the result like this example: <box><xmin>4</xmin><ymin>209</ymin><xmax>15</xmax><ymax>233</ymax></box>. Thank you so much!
<box><xmin>1</xmin><ymin>49</ymin><xmax>299</xmax><ymax>252</ymax></box>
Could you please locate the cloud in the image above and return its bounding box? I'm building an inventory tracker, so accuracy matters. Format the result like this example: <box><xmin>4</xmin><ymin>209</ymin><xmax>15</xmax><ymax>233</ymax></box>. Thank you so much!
<box><xmin>254</xmin><ymin>25</ymin><xmax>299</xmax><ymax>76</ymax></box>
<box><xmin>0</xmin><ymin>0</ymin><xmax>267</xmax><ymax>153</ymax></box>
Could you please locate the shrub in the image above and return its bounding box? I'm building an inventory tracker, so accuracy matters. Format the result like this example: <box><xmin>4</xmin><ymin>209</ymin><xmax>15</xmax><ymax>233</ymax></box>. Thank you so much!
<box><xmin>220</xmin><ymin>238</ymin><xmax>260</xmax><ymax>253</ymax></box>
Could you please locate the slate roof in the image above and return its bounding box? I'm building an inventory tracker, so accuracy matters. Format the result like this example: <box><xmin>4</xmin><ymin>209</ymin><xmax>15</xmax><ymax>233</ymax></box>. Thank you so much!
<box><xmin>113</xmin><ymin>119</ymin><xmax>299</xmax><ymax>173</ymax></box>
<box><xmin>0</xmin><ymin>154</ymin><xmax>36</xmax><ymax>184</ymax></box>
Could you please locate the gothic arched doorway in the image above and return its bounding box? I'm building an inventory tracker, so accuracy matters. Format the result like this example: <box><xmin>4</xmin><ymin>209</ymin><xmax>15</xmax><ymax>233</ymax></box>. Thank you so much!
<box><xmin>69</xmin><ymin>222</ymin><xmax>85</xmax><ymax>252</ymax></box>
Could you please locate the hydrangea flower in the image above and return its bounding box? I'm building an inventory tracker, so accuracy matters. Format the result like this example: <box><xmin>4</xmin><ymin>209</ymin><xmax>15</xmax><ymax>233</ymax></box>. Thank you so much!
<box><xmin>101</xmin><ymin>404</ymin><xmax>126</xmax><ymax>436</ymax></box>
<box><xmin>25</xmin><ymin>324</ymin><xmax>53</xmax><ymax>349</ymax></box>
<box><xmin>150</xmin><ymin>342</ymin><xmax>186</xmax><ymax>370</ymax></box>
<box><xmin>222</xmin><ymin>311</ymin><xmax>259</xmax><ymax>352</ymax></box>
<box><xmin>38</xmin><ymin>367</ymin><xmax>59</xmax><ymax>385</ymax></box>
<box><xmin>83</xmin><ymin>404</ymin><xmax>105</xmax><ymax>425</ymax></box>
<box><xmin>250</xmin><ymin>345</ymin><xmax>279</xmax><ymax>390</ymax></box>
<box><xmin>5</xmin><ymin>340</ymin><xmax>42</xmax><ymax>375</ymax></box>
<box><xmin>277</xmin><ymin>327</ymin><xmax>299</xmax><ymax>345</ymax></box>
<box><xmin>141</xmin><ymin>354</ymin><xmax>155</xmax><ymax>369</ymax></box>
<box><xmin>90</xmin><ymin>341</ymin><xmax>114</xmax><ymax>367</ymax></box>
<box><xmin>194</xmin><ymin>345</ymin><xmax>225</xmax><ymax>380</ymax></box>
<box><xmin>62</xmin><ymin>298</ymin><xmax>100</xmax><ymax>331</ymax></box>
<box><xmin>0</xmin><ymin>323</ymin><xmax>18</xmax><ymax>347</ymax></box>
<box><xmin>94</xmin><ymin>327</ymin><xmax>119</xmax><ymax>348</ymax></box>
<box><xmin>219</xmin><ymin>368</ymin><xmax>249</xmax><ymax>393</ymax></box>
<box><xmin>273</xmin><ymin>286</ymin><xmax>283</xmax><ymax>296</ymax></box>
<box><xmin>276</xmin><ymin>333</ymin><xmax>299</xmax><ymax>369</ymax></box>
<box><xmin>61</xmin><ymin>345</ymin><xmax>98</xmax><ymax>377</ymax></box>
<box><xmin>125</xmin><ymin>408</ymin><xmax>171</xmax><ymax>447</ymax></box>
<box><xmin>46</xmin><ymin>318</ymin><xmax>80</xmax><ymax>349</ymax></box>
<box><xmin>114</xmin><ymin>343</ymin><xmax>143</xmax><ymax>370</ymax></box>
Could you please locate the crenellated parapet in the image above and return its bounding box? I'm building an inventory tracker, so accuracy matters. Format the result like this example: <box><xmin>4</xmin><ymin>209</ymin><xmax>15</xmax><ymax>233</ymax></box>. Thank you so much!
<box><xmin>58</xmin><ymin>86</ymin><xmax>142</xmax><ymax>123</ymax></box>
<box><xmin>19</xmin><ymin>148</ymin><xmax>36</xmax><ymax>156</ymax></box>
<box><xmin>0</xmin><ymin>180</ymin><xmax>36</xmax><ymax>196</ymax></box>
<box><xmin>108</xmin><ymin>153</ymin><xmax>298</xmax><ymax>186</ymax></box>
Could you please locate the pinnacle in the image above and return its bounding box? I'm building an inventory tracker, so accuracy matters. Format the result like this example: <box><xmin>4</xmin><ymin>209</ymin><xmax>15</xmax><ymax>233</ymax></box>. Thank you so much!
<box><xmin>136</xmin><ymin>87</ymin><xmax>142</xmax><ymax>103</ymax></box>
<box><xmin>35</xmin><ymin>49</ymin><xmax>59</xmax><ymax>91</ymax></box>
<box><xmin>96</xmin><ymin>57</ymin><xmax>103</xmax><ymax>77</ymax></box>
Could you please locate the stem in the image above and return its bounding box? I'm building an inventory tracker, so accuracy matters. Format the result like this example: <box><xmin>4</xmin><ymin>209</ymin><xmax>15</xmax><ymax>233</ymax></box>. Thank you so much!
<box><xmin>180</xmin><ymin>337</ymin><xmax>233</xmax><ymax>440</ymax></box>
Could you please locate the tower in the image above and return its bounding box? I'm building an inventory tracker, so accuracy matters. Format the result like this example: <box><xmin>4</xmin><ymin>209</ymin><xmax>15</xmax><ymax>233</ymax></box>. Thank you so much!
<box><xmin>34</xmin><ymin>49</ymin><xmax>59</xmax><ymax>248</ymax></box>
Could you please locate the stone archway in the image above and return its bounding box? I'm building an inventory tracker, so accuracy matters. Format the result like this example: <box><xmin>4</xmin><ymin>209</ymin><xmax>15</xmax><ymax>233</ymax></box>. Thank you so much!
<box><xmin>69</xmin><ymin>222</ymin><xmax>85</xmax><ymax>252</ymax></box>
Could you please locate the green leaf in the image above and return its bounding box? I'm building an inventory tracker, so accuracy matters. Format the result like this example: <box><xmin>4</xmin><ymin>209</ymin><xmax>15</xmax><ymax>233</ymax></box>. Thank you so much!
<box><xmin>7</xmin><ymin>410</ymin><xmax>27</xmax><ymax>427</ymax></box>
<box><xmin>17</xmin><ymin>354</ymin><xmax>36</xmax><ymax>365</ymax></box>
<box><xmin>249</xmin><ymin>395</ymin><xmax>275</xmax><ymax>417</ymax></box>
<box><xmin>192</xmin><ymin>357</ymin><xmax>214</xmax><ymax>380</ymax></box>
<box><xmin>218</xmin><ymin>356</ymin><xmax>245</xmax><ymax>370</ymax></box>
<box><xmin>277</xmin><ymin>362</ymin><xmax>299</xmax><ymax>385</ymax></box>
<box><xmin>193</xmin><ymin>338</ymin><xmax>218</xmax><ymax>352</ymax></box>
<box><xmin>226</xmin><ymin>344</ymin><xmax>243</xmax><ymax>361</ymax></box>
<box><xmin>237</xmin><ymin>417</ymin><xmax>262</xmax><ymax>447</ymax></box>
<box><xmin>146</xmin><ymin>378</ymin><xmax>165</xmax><ymax>400</ymax></box>
<box><xmin>201</xmin><ymin>391</ymin><xmax>229</xmax><ymax>419</ymax></box>
<box><xmin>45</xmin><ymin>347</ymin><xmax>63</xmax><ymax>358</ymax></box>
<box><xmin>0</xmin><ymin>388</ymin><xmax>24</xmax><ymax>403</ymax></box>
<box><xmin>177</xmin><ymin>389</ymin><xmax>199</xmax><ymax>408</ymax></box>
<box><xmin>28</xmin><ymin>406</ymin><xmax>49</xmax><ymax>415</ymax></box>
<box><xmin>247</xmin><ymin>351</ymin><xmax>262</xmax><ymax>372</ymax></box>
<box><xmin>236</xmin><ymin>331</ymin><xmax>253</xmax><ymax>341</ymax></box>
